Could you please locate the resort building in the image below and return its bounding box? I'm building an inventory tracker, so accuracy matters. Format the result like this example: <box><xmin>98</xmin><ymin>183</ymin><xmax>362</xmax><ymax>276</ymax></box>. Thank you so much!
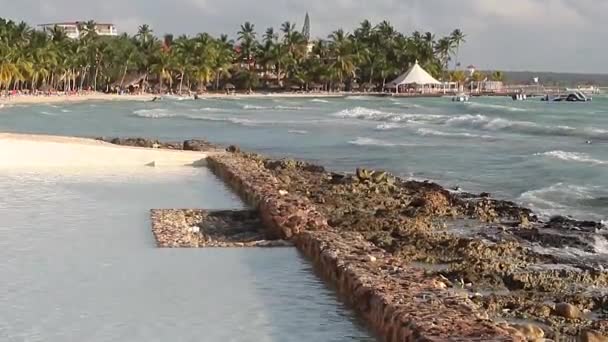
<box><xmin>39</xmin><ymin>22</ymin><xmax>118</xmax><ymax>39</ymax></box>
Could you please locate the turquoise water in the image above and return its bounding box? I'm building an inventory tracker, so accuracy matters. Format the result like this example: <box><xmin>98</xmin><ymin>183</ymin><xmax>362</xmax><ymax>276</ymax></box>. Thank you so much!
<box><xmin>1</xmin><ymin>95</ymin><xmax>606</xmax><ymax>221</ymax></box>
<box><xmin>0</xmin><ymin>167</ymin><xmax>373</xmax><ymax>341</ymax></box>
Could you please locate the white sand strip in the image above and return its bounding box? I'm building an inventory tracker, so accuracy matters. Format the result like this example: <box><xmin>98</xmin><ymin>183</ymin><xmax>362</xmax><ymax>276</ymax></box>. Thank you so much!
<box><xmin>0</xmin><ymin>133</ymin><xmax>216</xmax><ymax>169</ymax></box>
<box><xmin>0</xmin><ymin>92</ymin><xmax>345</xmax><ymax>105</ymax></box>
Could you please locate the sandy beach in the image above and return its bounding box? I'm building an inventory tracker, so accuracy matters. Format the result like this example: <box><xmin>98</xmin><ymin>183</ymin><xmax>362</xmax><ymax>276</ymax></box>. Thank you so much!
<box><xmin>0</xmin><ymin>92</ymin><xmax>347</xmax><ymax>105</ymax></box>
<box><xmin>0</xmin><ymin>133</ymin><xmax>215</xmax><ymax>168</ymax></box>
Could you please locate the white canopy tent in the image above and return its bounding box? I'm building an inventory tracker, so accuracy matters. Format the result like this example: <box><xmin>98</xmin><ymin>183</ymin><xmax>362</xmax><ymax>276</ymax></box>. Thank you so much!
<box><xmin>386</xmin><ymin>60</ymin><xmax>441</xmax><ymax>94</ymax></box>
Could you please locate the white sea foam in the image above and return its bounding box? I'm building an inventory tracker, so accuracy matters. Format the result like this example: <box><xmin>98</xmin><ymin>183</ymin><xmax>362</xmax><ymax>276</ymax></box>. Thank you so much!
<box><xmin>443</xmin><ymin>114</ymin><xmax>600</xmax><ymax>138</ymax></box>
<box><xmin>60</xmin><ymin>109</ymin><xmax>71</xmax><ymax>113</ymax></box>
<box><xmin>288</xmin><ymin>129</ymin><xmax>309</xmax><ymax>135</ymax></box>
<box><xmin>535</xmin><ymin>151</ymin><xmax>607</xmax><ymax>165</ymax></box>
<box><xmin>519</xmin><ymin>183</ymin><xmax>605</xmax><ymax>221</ymax></box>
<box><xmin>39</xmin><ymin>111</ymin><xmax>56</xmax><ymax>116</ymax></box>
<box><xmin>348</xmin><ymin>137</ymin><xmax>414</xmax><ymax>147</ymax></box>
<box><xmin>243</xmin><ymin>104</ymin><xmax>305</xmax><ymax>111</ymax></box>
<box><xmin>192</xmin><ymin>107</ymin><xmax>228</xmax><ymax>113</ymax></box>
<box><xmin>132</xmin><ymin>109</ymin><xmax>177</xmax><ymax>118</ymax></box>
<box><xmin>310</xmin><ymin>98</ymin><xmax>329</xmax><ymax>103</ymax></box>
<box><xmin>333</xmin><ymin>107</ymin><xmax>444</xmax><ymax>123</ymax></box>
<box><xmin>242</xmin><ymin>104</ymin><xmax>265</xmax><ymax>110</ymax></box>
<box><xmin>375</xmin><ymin>123</ymin><xmax>401</xmax><ymax>131</ymax></box>
<box><xmin>415</xmin><ymin>128</ymin><xmax>493</xmax><ymax>139</ymax></box>
<box><xmin>465</xmin><ymin>102</ymin><xmax>526</xmax><ymax>112</ymax></box>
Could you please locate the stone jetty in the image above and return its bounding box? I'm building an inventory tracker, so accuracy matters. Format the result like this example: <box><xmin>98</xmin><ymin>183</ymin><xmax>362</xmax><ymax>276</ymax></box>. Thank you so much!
<box><xmin>123</xmin><ymin>136</ymin><xmax>608</xmax><ymax>341</ymax></box>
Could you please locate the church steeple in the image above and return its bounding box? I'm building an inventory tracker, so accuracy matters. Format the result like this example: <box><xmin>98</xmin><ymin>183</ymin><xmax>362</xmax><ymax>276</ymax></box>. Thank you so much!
<box><xmin>302</xmin><ymin>12</ymin><xmax>310</xmax><ymax>42</ymax></box>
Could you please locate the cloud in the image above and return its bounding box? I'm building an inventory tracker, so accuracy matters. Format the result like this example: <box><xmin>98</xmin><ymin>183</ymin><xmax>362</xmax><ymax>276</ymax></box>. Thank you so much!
<box><xmin>1</xmin><ymin>0</ymin><xmax>606</xmax><ymax>73</ymax></box>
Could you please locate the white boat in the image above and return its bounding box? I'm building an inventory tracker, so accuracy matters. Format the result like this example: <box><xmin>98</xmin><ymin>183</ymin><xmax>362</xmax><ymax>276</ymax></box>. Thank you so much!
<box><xmin>511</xmin><ymin>93</ymin><xmax>527</xmax><ymax>101</ymax></box>
<box><xmin>452</xmin><ymin>93</ymin><xmax>470</xmax><ymax>102</ymax></box>
<box><xmin>566</xmin><ymin>86</ymin><xmax>601</xmax><ymax>95</ymax></box>
<box><xmin>541</xmin><ymin>91</ymin><xmax>591</xmax><ymax>102</ymax></box>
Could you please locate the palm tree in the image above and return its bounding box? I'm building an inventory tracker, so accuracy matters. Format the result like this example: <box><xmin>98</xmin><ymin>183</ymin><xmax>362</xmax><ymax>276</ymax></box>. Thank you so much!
<box><xmin>471</xmin><ymin>71</ymin><xmax>486</xmax><ymax>93</ymax></box>
<box><xmin>0</xmin><ymin>15</ymin><xmax>462</xmax><ymax>94</ymax></box>
<box><xmin>136</xmin><ymin>24</ymin><xmax>154</xmax><ymax>47</ymax></box>
<box><xmin>237</xmin><ymin>22</ymin><xmax>257</xmax><ymax>70</ymax></box>
<box><xmin>328</xmin><ymin>29</ymin><xmax>357</xmax><ymax>88</ymax></box>
<box><xmin>490</xmin><ymin>70</ymin><xmax>505</xmax><ymax>82</ymax></box>
<box><xmin>449</xmin><ymin>70</ymin><xmax>466</xmax><ymax>91</ymax></box>
<box><xmin>450</xmin><ymin>29</ymin><xmax>466</xmax><ymax>69</ymax></box>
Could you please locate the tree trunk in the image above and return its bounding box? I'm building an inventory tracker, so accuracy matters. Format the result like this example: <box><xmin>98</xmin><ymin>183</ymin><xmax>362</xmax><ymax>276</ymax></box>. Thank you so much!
<box><xmin>120</xmin><ymin>64</ymin><xmax>128</xmax><ymax>88</ymax></box>
<box><xmin>94</xmin><ymin>66</ymin><xmax>99</xmax><ymax>91</ymax></box>
<box><xmin>179</xmin><ymin>71</ymin><xmax>184</xmax><ymax>94</ymax></box>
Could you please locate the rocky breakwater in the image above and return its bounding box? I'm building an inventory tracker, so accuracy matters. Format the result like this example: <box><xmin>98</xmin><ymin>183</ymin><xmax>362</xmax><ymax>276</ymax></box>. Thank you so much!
<box><xmin>207</xmin><ymin>151</ymin><xmax>526</xmax><ymax>341</ymax></box>
<box><xmin>210</xmin><ymin>149</ymin><xmax>608</xmax><ymax>340</ymax></box>
<box><xmin>150</xmin><ymin>209</ymin><xmax>292</xmax><ymax>248</ymax></box>
<box><xmin>96</xmin><ymin>137</ymin><xmax>218</xmax><ymax>151</ymax></box>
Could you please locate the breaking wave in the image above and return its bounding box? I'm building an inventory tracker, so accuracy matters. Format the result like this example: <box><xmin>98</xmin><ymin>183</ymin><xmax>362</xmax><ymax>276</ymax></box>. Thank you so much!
<box><xmin>310</xmin><ymin>98</ymin><xmax>329</xmax><ymax>103</ymax></box>
<box><xmin>415</xmin><ymin>128</ymin><xmax>493</xmax><ymax>139</ymax></box>
<box><xmin>375</xmin><ymin>123</ymin><xmax>401</xmax><ymax>131</ymax></box>
<box><xmin>242</xmin><ymin>104</ymin><xmax>305</xmax><ymax>111</ymax></box>
<box><xmin>445</xmin><ymin>114</ymin><xmax>607</xmax><ymax>139</ymax></box>
<box><xmin>465</xmin><ymin>102</ymin><xmax>526</xmax><ymax>112</ymax></box>
<box><xmin>519</xmin><ymin>183</ymin><xmax>607</xmax><ymax>221</ymax></box>
<box><xmin>535</xmin><ymin>151</ymin><xmax>607</xmax><ymax>165</ymax></box>
<box><xmin>348</xmin><ymin>137</ymin><xmax>414</xmax><ymax>147</ymax></box>
<box><xmin>288</xmin><ymin>129</ymin><xmax>309</xmax><ymax>134</ymax></box>
<box><xmin>132</xmin><ymin>109</ymin><xmax>177</xmax><ymax>118</ymax></box>
<box><xmin>192</xmin><ymin>107</ymin><xmax>229</xmax><ymax>113</ymax></box>
<box><xmin>333</xmin><ymin>107</ymin><xmax>445</xmax><ymax>123</ymax></box>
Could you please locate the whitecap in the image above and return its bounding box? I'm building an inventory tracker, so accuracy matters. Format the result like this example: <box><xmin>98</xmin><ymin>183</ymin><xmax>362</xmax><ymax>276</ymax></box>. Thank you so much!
<box><xmin>443</xmin><ymin>114</ymin><xmax>597</xmax><ymax>138</ymax></box>
<box><xmin>466</xmin><ymin>102</ymin><xmax>526</xmax><ymax>112</ymax></box>
<box><xmin>310</xmin><ymin>98</ymin><xmax>329</xmax><ymax>103</ymax></box>
<box><xmin>288</xmin><ymin>129</ymin><xmax>309</xmax><ymax>135</ymax></box>
<box><xmin>535</xmin><ymin>151</ymin><xmax>607</xmax><ymax>165</ymax></box>
<box><xmin>191</xmin><ymin>107</ymin><xmax>228</xmax><ymax>113</ymax></box>
<box><xmin>242</xmin><ymin>104</ymin><xmax>265</xmax><ymax>110</ymax></box>
<box><xmin>242</xmin><ymin>104</ymin><xmax>305</xmax><ymax>111</ymax></box>
<box><xmin>60</xmin><ymin>109</ymin><xmax>71</xmax><ymax>113</ymax></box>
<box><xmin>375</xmin><ymin>123</ymin><xmax>401</xmax><ymax>131</ymax></box>
<box><xmin>39</xmin><ymin>111</ymin><xmax>56</xmax><ymax>116</ymax></box>
<box><xmin>132</xmin><ymin>109</ymin><xmax>177</xmax><ymax>118</ymax></box>
<box><xmin>518</xmin><ymin>183</ymin><xmax>606</xmax><ymax>220</ymax></box>
<box><xmin>415</xmin><ymin>128</ymin><xmax>493</xmax><ymax>139</ymax></box>
<box><xmin>333</xmin><ymin>107</ymin><xmax>444</xmax><ymax>123</ymax></box>
<box><xmin>348</xmin><ymin>137</ymin><xmax>414</xmax><ymax>147</ymax></box>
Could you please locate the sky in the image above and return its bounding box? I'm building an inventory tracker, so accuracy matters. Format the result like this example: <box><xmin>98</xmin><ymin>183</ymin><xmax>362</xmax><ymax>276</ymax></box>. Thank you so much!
<box><xmin>2</xmin><ymin>0</ymin><xmax>607</xmax><ymax>73</ymax></box>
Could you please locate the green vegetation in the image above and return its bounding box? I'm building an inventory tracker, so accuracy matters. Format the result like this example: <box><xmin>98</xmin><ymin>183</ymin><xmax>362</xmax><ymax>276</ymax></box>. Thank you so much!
<box><xmin>0</xmin><ymin>17</ymin><xmax>467</xmax><ymax>93</ymax></box>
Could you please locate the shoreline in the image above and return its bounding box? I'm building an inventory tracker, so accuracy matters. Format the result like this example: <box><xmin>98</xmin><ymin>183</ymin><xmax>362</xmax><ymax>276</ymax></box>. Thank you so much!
<box><xmin>2</xmin><ymin>133</ymin><xmax>607</xmax><ymax>340</ymax></box>
<box><xmin>0</xmin><ymin>92</ymin><xmax>347</xmax><ymax>105</ymax></box>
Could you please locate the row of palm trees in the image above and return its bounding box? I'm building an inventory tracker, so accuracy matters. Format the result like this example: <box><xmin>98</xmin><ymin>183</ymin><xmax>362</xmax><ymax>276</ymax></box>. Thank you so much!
<box><xmin>1</xmin><ymin>17</ymin><xmax>472</xmax><ymax>93</ymax></box>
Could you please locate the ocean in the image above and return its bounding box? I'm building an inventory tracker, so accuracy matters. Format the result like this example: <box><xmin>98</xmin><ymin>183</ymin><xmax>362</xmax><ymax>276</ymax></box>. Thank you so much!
<box><xmin>1</xmin><ymin>94</ymin><xmax>606</xmax><ymax>222</ymax></box>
